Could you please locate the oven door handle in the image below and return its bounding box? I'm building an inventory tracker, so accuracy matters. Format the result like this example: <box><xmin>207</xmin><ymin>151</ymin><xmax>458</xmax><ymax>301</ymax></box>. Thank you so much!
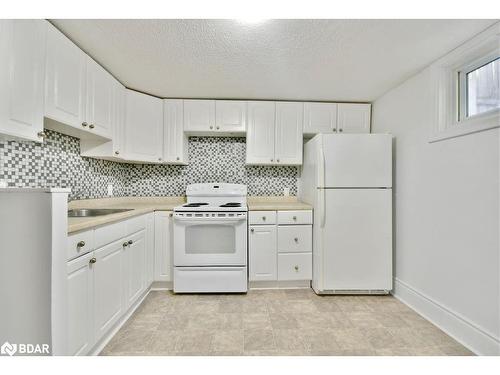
<box><xmin>174</xmin><ymin>215</ymin><xmax>247</xmax><ymax>223</ymax></box>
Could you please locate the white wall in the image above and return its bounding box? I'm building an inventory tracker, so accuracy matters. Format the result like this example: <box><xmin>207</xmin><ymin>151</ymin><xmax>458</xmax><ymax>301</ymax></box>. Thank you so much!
<box><xmin>372</xmin><ymin>67</ymin><xmax>500</xmax><ymax>355</ymax></box>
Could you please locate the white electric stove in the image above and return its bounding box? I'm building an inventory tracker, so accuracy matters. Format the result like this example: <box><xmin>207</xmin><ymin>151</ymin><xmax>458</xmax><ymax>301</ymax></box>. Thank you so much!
<box><xmin>173</xmin><ymin>183</ymin><xmax>248</xmax><ymax>293</ymax></box>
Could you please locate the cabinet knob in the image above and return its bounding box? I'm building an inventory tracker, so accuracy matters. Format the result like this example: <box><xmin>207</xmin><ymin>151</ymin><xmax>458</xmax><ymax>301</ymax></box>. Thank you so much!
<box><xmin>294</xmin><ymin>237</ymin><xmax>298</xmax><ymax>243</ymax></box>
<box><xmin>115</xmin><ymin>151</ymin><xmax>120</xmax><ymax>155</ymax></box>
<box><xmin>77</xmin><ymin>240</ymin><xmax>85</xmax><ymax>248</ymax></box>
<box><xmin>270</xmin><ymin>159</ymin><xmax>274</xmax><ymax>162</ymax></box>
<box><xmin>176</xmin><ymin>157</ymin><xmax>180</xmax><ymax>161</ymax></box>
<box><xmin>250</xmin><ymin>228</ymin><xmax>254</xmax><ymax>233</ymax></box>
<box><xmin>89</xmin><ymin>124</ymin><xmax>95</xmax><ymax>129</ymax></box>
<box><xmin>293</xmin><ymin>216</ymin><xmax>297</xmax><ymax>221</ymax></box>
<box><xmin>82</xmin><ymin>122</ymin><xmax>88</xmax><ymax>128</ymax></box>
<box><xmin>276</xmin><ymin>159</ymin><xmax>280</xmax><ymax>163</ymax></box>
<box><xmin>216</xmin><ymin>126</ymin><xmax>220</xmax><ymax>130</ymax></box>
<box><xmin>128</xmin><ymin>239</ymin><xmax>133</xmax><ymax>245</ymax></box>
<box><xmin>123</xmin><ymin>241</ymin><xmax>129</xmax><ymax>247</ymax></box>
<box><xmin>262</xmin><ymin>216</ymin><xmax>266</xmax><ymax>221</ymax></box>
<box><xmin>169</xmin><ymin>213</ymin><xmax>173</xmax><ymax>217</ymax></box>
<box><xmin>158</xmin><ymin>158</ymin><xmax>162</xmax><ymax>161</ymax></box>
<box><xmin>209</xmin><ymin>126</ymin><xmax>213</xmax><ymax>130</ymax></box>
<box><xmin>294</xmin><ymin>265</ymin><xmax>299</xmax><ymax>271</ymax></box>
<box><xmin>37</xmin><ymin>131</ymin><xmax>46</xmax><ymax>138</ymax></box>
<box><xmin>339</xmin><ymin>128</ymin><xmax>343</xmax><ymax>133</ymax></box>
<box><xmin>89</xmin><ymin>258</ymin><xmax>97</xmax><ymax>264</ymax></box>
<box><xmin>332</xmin><ymin>128</ymin><xmax>337</xmax><ymax>132</ymax></box>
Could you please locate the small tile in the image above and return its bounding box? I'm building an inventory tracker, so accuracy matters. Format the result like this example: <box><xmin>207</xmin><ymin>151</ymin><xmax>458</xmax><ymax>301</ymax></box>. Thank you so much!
<box><xmin>244</xmin><ymin>329</ymin><xmax>276</xmax><ymax>351</ymax></box>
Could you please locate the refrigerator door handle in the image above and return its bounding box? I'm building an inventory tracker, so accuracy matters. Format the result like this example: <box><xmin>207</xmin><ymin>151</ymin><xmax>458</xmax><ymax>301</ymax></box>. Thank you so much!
<box><xmin>319</xmin><ymin>188</ymin><xmax>326</xmax><ymax>228</ymax></box>
<box><xmin>318</xmin><ymin>141</ymin><xmax>326</xmax><ymax>228</ymax></box>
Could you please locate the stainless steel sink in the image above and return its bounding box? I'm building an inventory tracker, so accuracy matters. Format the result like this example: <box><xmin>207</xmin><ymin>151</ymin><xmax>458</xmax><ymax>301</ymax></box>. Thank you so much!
<box><xmin>68</xmin><ymin>208</ymin><xmax>133</xmax><ymax>217</ymax></box>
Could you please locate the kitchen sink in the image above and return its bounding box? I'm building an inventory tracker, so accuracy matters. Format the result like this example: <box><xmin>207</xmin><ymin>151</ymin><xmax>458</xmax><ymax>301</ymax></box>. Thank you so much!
<box><xmin>68</xmin><ymin>208</ymin><xmax>133</xmax><ymax>217</ymax></box>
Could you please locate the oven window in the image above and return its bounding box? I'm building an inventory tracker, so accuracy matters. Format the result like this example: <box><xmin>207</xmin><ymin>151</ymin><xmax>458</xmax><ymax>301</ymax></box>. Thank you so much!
<box><xmin>185</xmin><ymin>224</ymin><xmax>236</xmax><ymax>254</ymax></box>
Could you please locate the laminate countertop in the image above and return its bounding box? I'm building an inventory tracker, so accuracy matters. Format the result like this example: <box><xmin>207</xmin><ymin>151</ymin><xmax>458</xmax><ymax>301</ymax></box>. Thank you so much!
<box><xmin>67</xmin><ymin>196</ymin><xmax>312</xmax><ymax>233</ymax></box>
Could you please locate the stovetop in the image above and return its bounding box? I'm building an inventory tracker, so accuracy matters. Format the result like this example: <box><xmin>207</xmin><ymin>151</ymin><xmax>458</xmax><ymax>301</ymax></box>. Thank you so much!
<box><xmin>175</xmin><ymin>183</ymin><xmax>248</xmax><ymax>212</ymax></box>
<box><xmin>174</xmin><ymin>202</ymin><xmax>248</xmax><ymax>212</ymax></box>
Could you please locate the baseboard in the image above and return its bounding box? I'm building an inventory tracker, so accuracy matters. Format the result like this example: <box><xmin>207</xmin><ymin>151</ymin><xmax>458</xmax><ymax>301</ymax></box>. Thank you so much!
<box><xmin>249</xmin><ymin>280</ymin><xmax>311</xmax><ymax>289</ymax></box>
<box><xmin>150</xmin><ymin>281</ymin><xmax>173</xmax><ymax>290</ymax></box>
<box><xmin>392</xmin><ymin>277</ymin><xmax>500</xmax><ymax>356</ymax></box>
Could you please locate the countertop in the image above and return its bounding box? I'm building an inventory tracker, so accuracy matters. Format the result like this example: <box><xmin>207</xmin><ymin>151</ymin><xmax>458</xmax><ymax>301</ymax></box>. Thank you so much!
<box><xmin>67</xmin><ymin>196</ymin><xmax>312</xmax><ymax>233</ymax></box>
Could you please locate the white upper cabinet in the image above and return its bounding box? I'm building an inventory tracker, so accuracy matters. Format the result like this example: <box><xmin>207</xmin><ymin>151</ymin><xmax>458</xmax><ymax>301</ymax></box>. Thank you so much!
<box><xmin>112</xmin><ymin>82</ymin><xmax>126</xmax><ymax>157</ymax></box>
<box><xmin>163</xmin><ymin>99</ymin><xmax>188</xmax><ymax>164</ymax></box>
<box><xmin>337</xmin><ymin>103</ymin><xmax>371</xmax><ymax>133</ymax></box>
<box><xmin>183</xmin><ymin>99</ymin><xmax>216</xmax><ymax>133</ymax></box>
<box><xmin>275</xmin><ymin>102</ymin><xmax>303</xmax><ymax>165</ymax></box>
<box><xmin>124</xmin><ymin>89</ymin><xmax>163</xmax><ymax>163</ymax></box>
<box><xmin>303</xmin><ymin>102</ymin><xmax>338</xmax><ymax>136</ymax></box>
<box><xmin>246</xmin><ymin>101</ymin><xmax>276</xmax><ymax>165</ymax></box>
<box><xmin>0</xmin><ymin>20</ymin><xmax>46</xmax><ymax>143</ymax></box>
<box><xmin>85</xmin><ymin>57</ymin><xmax>113</xmax><ymax>139</ymax></box>
<box><xmin>215</xmin><ymin>100</ymin><xmax>246</xmax><ymax>134</ymax></box>
<box><xmin>45</xmin><ymin>23</ymin><xmax>87</xmax><ymax>131</ymax></box>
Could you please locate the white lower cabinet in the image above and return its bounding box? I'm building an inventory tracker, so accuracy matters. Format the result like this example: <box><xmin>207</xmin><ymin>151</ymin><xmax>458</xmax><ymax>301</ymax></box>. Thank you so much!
<box><xmin>67</xmin><ymin>252</ymin><xmax>94</xmax><ymax>356</ymax></box>
<box><xmin>93</xmin><ymin>239</ymin><xmax>125</xmax><ymax>343</ymax></box>
<box><xmin>249</xmin><ymin>210</ymin><xmax>313</xmax><ymax>283</ymax></box>
<box><xmin>154</xmin><ymin>211</ymin><xmax>173</xmax><ymax>282</ymax></box>
<box><xmin>67</xmin><ymin>214</ymin><xmax>153</xmax><ymax>355</ymax></box>
<box><xmin>248</xmin><ymin>225</ymin><xmax>277</xmax><ymax>281</ymax></box>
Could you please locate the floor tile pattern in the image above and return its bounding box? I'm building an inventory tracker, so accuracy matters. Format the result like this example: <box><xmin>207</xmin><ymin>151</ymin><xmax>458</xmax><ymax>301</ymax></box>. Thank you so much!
<box><xmin>101</xmin><ymin>289</ymin><xmax>474</xmax><ymax>356</ymax></box>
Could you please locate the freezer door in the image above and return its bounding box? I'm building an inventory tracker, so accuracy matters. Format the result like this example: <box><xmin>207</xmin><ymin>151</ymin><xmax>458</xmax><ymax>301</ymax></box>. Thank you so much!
<box><xmin>321</xmin><ymin>188</ymin><xmax>392</xmax><ymax>291</ymax></box>
<box><xmin>321</xmin><ymin>134</ymin><xmax>392</xmax><ymax>188</ymax></box>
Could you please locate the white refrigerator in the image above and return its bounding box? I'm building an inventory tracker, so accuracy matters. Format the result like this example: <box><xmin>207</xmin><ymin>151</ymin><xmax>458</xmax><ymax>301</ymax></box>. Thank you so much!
<box><xmin>299</xmin><ymin>134</ymin><xmax>393</xmax><ymax>294</ymax></box>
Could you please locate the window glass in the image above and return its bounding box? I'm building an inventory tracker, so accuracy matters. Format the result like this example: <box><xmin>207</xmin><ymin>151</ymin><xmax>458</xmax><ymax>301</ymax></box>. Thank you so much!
<box><xmin>466</xmin><ymin>57</ymin><xmax>500</xmax><ymax>117</ymax></box>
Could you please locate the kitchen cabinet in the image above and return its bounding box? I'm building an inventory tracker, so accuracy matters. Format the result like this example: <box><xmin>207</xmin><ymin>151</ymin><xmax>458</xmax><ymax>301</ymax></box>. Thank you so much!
<box><xmin>44</xmin><ymin>23</ymin><xmax>87</xmax><ymax>133</ymax></box>
<box><xmin>247</xmin><ymin>101</ymin><xmax>303</xmax><ymax>165</ymax></box>
<box><xmin>275</xmin><ymin>102</ymin><xmax>303</xmax><ymax>165</ymax></box>
<box><xmin>154</xmin><ymin>211</ymin><xmax>173</xmax><ymax>282</ymax></box>
<box><xmin>0</xmin><ymin>19</ymin><xmax>46</xmax><ymax>143</ymax></box>
<box><xmin>163</xmin><ymin>99</ymin><xmax>188</xmax><ymax>164</ymax></box>
<box><xmin>145</xmin><ymin>213</ymin><xmax>155</xmax><ymax>287</ymax></box>
<box><xmin>93</xmin><ymin>239</ymin><xmax>125</xmax><ymax>343</ymax></box>
<box><xmin>67</xmin><ymin>252</ymin><xmax>94</xmax><ymax>356</ymax></box>
<box><xmin>85</xmin><ymin>57</ymin><xmax>114</xmax><ymax>139</ymax></box>
<box><xmin>246</xmin><ymin>101</ymin><xmax>276</xmax><ymax>165</ymax></box>
<box><xmin>215</xmin><ymin>100</ymin><xmax>246</xmax><ymax>133</ymax></box>
<box><xmin>248</xmin><ymin>210</ymin><xmax>312</xmax><ymax>283</ymax></box>
<box><xmin>124</xmin><ymin>230</ymin><xmax>146</xmax><ymax>308</ymax></box>
<box><xmin>303</xmin><ymin>102</ymin><xmax>337</xmax><ymax>136</ymax></box>
<box><xmin>124</xmin><ymin>89</ymin><xmax>163</xmax><ymax>163</ymax></box>
<box><xmin>337</xmin><ymin>103</ymin><xmax>371</xmax><ymax>133</ymax></box>
<box><xmin>183</xmin><ymin>99</ymin><xmax>216</xmax><ymax>133</ymax></box>
<box><xmin>248</xmin><ymin>225</ymin><xmax>277</xmax><ymax>281</ymax></box>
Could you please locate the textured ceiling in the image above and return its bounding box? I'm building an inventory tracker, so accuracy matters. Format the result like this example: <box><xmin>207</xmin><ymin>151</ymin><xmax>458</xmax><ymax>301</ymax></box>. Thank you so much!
<box><xmin>51</xmin><ymin>19</ymin><xmax>496</xmax><ymax>102</ymax></box>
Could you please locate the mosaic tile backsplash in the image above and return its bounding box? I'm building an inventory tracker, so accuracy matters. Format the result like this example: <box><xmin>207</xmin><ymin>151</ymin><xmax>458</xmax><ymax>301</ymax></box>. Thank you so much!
<box><xmin>0</xmin><ymin>130</ymin><xmax>298</xmax><ymax>200</ymax></box>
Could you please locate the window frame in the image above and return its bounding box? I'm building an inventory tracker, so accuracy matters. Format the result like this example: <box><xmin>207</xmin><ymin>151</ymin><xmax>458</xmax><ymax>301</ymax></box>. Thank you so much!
<box><xmin>429</xmin><ymin>22</ymin><xmax>500</xmax><ymax>143</ymax></box>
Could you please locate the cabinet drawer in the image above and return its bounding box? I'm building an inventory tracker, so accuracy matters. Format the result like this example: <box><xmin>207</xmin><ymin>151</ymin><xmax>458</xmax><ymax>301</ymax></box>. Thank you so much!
<box><xmin>94</xmin><ymin>220</ymin><xmax>127</xmax><ymax>249</ymax></box>
<box><xmin>277</xmin><ymin>225</ymin><xmax>312</xmax><ymax>253</ymax></box>
<box><xmin>67</xmin><ymin>229</ymin><xmax>94</xmax><ymax>260</ymax></box>
<box><xmin>249</xmin><ymin>211</ymin><xmax>277</xmax><ymax>225</ymax></box>
<box><xmin>278</xmin><ymin>253</ymin><xmax>312</xmax><ymax>281</ymax></box>
<box><xmin>126</xmin><ymin>214</ymin><xmax>147</xmax><ymax>235</ymax></box>
<box><xmin>277</xmin><ymin>210</ymin><xmax>312</xmax><ymax>225</ymax></box>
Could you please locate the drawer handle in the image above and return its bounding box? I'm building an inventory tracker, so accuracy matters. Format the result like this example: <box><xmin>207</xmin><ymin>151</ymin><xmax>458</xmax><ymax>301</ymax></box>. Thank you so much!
<box><xmin>293</xmin><ymin>216</ymin><xmax>297</xmax><ymax>221</ymax></box>
<box><xmin>89</xmin><ymin>258</ymin><xmax>96</xmax><ymax>264</ymax></box>
<box><xmin>123</xmin><ymin>241</ymin><xmax>129</xmax><ymax>247</ymax></box>
<box><xmin>262</xmin><ymin>216</ymin><xmax>266</xmax><ymax>221</ymax></box>
<box><xmin>77</xmin><ymin>240</ymin><xmax>85</xmax><ymax>248</ymax></box>
<box><xmin>294</xmin><ymin>265</ymin><xmax>299</xmax><ymax>271</ymax></box>
<box><xmin>250</xmin><ymin>228</ymin><xmax>254</xmax><ymax>233</ymax></box>
<box><xmin>294</xmin><ymin>237</ymin><xmax>298</xmax><ymax>243</ymax></box>
<box><xmin>128</xmin><ymin>239</ymin><xmax>133</xmax><ymax>245</ymax></box>
<box><xmin>89</xmin><ymin>124</ymin><xmax>95</xmax><ymax>129</ymax></box>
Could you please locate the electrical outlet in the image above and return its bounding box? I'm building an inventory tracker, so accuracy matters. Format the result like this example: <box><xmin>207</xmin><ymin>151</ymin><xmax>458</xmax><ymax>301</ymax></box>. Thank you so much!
<box><xmin>283</xmin><ymin>187</ymin><xmax>290</xmax><ymax>196</ymax></box>
<box><xmin>107</xmin><ymin>184</ymin><xmax>113</xmax><ymax>196</ymax></box>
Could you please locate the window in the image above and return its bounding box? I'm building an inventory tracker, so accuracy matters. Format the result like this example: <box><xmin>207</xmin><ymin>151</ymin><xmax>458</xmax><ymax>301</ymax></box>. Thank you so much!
<box><xmin>430</xmin><ymin>22</ymin><xmax>500</xmax><ymax>142</ymax></box>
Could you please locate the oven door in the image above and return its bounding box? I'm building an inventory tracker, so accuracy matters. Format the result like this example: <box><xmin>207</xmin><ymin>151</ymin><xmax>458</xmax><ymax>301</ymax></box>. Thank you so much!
<box><xmin>173</xmin><ymin>212</ymin><xmax>247</xmax><ymax>266</ymax></box>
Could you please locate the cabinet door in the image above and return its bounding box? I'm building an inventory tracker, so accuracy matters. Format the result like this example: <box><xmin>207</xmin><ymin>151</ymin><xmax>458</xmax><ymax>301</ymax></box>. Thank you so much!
<box><xmin>183</xmin><ymin>99</ymin><xmax>215</xmax><ymax>132</ymax></box>
<box><xmin>154</xmin><ymin>211</ymin><xmax>173</xmax><ymax>282</ymax></box>
<box><xmin>0</xmin><ymin>20</ymin><xmax>46</xmax><ymax>143</ymax></box>
<box><xmin>275</xmin><ymin>102</ymin><xmax>303</xmax><ymax>165</ymax></box>
<box><xmin>86</xmin><ymin>58</ymin><xmax>113</xmax><ymax>139</ymax></box>
<box><xmin>303</xmin><ymin>102</ymin><xmax>337</xmax><ymax>136</ymax></box>
<box><xmin>124</xmin><ymin>230</ymin><xmax>146</xmax><ymax>308</ymax></box>
<box><xmin>67</xmin><ymin>252</ymin><xmax>94</xmax><ymax>356</ymax></box>
<box><xmin>112</xmin><ymin>82</ymin><xmax>126</xmax><ymax>157</ymax></box>
<box><xmin>215</xmin><ymin>100</ymin><xmax>246</xmax><ymax>133</ymax></box>
<box><xmin>124</xmin><ymin>89</ymin><xmax>163</xmax><ymax>163</ymax></box>
<box><xmin>93</xmin><ymin>240</ymin><xmax>124</xmax><ymax>342</ymax></box>
<box><xmin>246</xmin><ymin>101</ymin><xmax>276</xmax><ymax>165</ymax></box>
<box><xmin>145</xmin><ymin>213</ymin><xmax>155</xmax><ymax>287</ymax></box>
<box><xmin>45</xmin><ymin>23</ymin><xmax>86</xmax><ymax>129</ymax></box>
<box><xmin>337</xmin><ymin>103</ymin><xmax>371</xmax><ymax>133</ymax></box>
<box><xmin>249</xmin><ymin>225</ymin><xmax>277</xmax><ymax>281</ymax></box>
<box><xmin>163</xmin><ymin>99</ymin><xmax>188</xmax><ymax>164</ymax></box>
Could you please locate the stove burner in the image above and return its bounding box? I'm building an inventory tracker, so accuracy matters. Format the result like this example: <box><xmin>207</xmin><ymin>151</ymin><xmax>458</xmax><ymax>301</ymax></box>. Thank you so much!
<box><xmin>220</xmin><ymin>202</ymin><xmax>242</xmax><ymax>208</ymax></box>
<box><xmin>183</xmin><ymin>202</ymin><xmax>209</xmax><ymax>207</ymax></box>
